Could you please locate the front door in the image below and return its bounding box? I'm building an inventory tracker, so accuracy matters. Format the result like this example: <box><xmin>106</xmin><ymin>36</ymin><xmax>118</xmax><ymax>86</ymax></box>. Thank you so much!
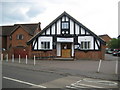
<box><xmin>61</xmin><ymin>43</ymin><xmax>71</xmax><ymax>58</ymax></box>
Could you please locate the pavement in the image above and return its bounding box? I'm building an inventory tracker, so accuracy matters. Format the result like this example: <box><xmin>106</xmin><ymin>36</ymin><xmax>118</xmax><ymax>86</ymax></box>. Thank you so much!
<box><xmin>2</xmin><ymin>54</ymin><xmax>119</xmax><ymax>81</ymax></box>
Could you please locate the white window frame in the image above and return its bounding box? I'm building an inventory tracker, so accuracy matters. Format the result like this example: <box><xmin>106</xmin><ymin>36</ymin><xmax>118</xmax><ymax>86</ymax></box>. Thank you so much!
<box><xmin>62</xmin><ymin>22</ymin><xmax>69</xmax><ymax>29</ymax></box>
<box><xmin>41</xmin><ymin>41</ymin><xmax>50</xmax><ymax>50</ymax></box>
<box><xmin>17</xmin><ymin>34</ymin><xmax>24</xmax><ymax>40</ymax></box>
<box><xmin>80</xmin><ymin>41</ymin><xmax>90</xmax><ymax>50</ymax></box>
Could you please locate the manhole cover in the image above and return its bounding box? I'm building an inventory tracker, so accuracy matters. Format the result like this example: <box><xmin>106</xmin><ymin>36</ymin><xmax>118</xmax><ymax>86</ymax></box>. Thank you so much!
<box><xmin>83</xmin><ymin>78</ymin><xmax>118</xmax><ymax>86</ymax></box>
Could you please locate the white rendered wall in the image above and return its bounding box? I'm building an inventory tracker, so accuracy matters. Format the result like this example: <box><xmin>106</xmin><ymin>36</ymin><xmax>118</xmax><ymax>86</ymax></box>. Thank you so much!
<box><xmin>51</xmin><ymin>24</ymin><xmax>55</xmax><ymax>34</ymax></box>
<box><xmin>46</xmin><ymin>28</ymin><xmax>50</xmax><ymax>35</ymax></box>
<box><xmin>57</xmin><ymin>20</ymin><xmax>61</xmax><ymax>34</ymax></box>
<box><xmin>70</xmin><ymin>19</ymin><xmax>74</xmax><ymax>34</ymax></box>
<box><xmin>81</xmin><ymin>28</ymin><xmax>85</xmax><ymax>34</ymax></box>
<box><xmin>38</xmin><ymin>36</ymin><xmax>53</xmax><ymax>49</ymax></box>
<box><xmin>78</xmin><ymin>36</ymin><xmax>94</xmax><ymax>49</ymax></box>
<box><xmin>57</xmin><ymin>43</ymin><xmax>61</xmax><ymax>56</ymax></box>
<box><xmin>75</xmin><ymin>24</ymin><xmax>79</xmax><ymax>35</ymax></box>
<box><xmin>71</xmin><ymin>43</ymin><xmax>74</xmax><ymax>56</ymax></box>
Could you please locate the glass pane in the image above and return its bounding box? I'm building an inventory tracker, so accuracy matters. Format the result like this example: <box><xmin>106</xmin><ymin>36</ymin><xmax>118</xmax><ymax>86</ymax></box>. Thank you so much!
<box><xmin>62</xmin><ymin>22</ymin><xmax>69</xmax><ymax>29</ymax></box>
<box><xmin>41</xmin><ymin>42</ymin><xmax>44</xmax><ymax>49</ymax></box>
<box><xmin>84</xmin><ymin>42</ymin><xmax>87</xmax><ymax>49</ymax></box>
<box><xmin>88</xmin><ymin>42</ymin><xmax>90</xmax><ymax>49</ymax></box>
<box><xmin>81</xmin><ymin>42</ymin><xmax>83</xmax><ymax>49</ymax></box>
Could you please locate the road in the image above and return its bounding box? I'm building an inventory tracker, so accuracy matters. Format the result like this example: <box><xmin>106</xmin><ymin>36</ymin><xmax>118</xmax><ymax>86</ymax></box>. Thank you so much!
<box><xmin>2</xmin><ymin>62</ymin><xmax>118</xmax><ymax>89</ymax></box>
<box><xmin>2</xmin><ymin>64</ymin><xmax>64</xmax><ymax>88</ymax></box>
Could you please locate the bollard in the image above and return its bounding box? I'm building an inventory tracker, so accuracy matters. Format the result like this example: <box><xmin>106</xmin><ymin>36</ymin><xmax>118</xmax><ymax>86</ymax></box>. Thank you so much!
<box><xmin>12</xmin><ymin>54</ymin><xmax>14</xmax><ymax>62</ymax></box>
<box><xmin>34</xmin><ymin>55</ymin><xmax>36</xmax><ymax>66</ymax></box>
<box><xmin>115</xmin><ymin>60</ymin><xmax>118</xmax><ymax>74</ymax></box>
<box><xmin>1</xmin><ymin>54</ymin><xmax>3</xmax><ymax>61</ymax></box>
<box><xmin>26</xmin><ymin>55</ymin><xmax>27</xmax><ymax>64</ymax></box>
<box><xmin>6</xmin><ymin>54</ymin><xmax>8</xmax><ymax>62</ymax></box>
<box><xmin>97</xmin><ymin>60</ymin><xmax>102</xmax><ymax>73</ymax></box>
<box><xmin>19</xmin><ymin>55</ymin><xmax>20</xmax><ymax>63</ymax></box>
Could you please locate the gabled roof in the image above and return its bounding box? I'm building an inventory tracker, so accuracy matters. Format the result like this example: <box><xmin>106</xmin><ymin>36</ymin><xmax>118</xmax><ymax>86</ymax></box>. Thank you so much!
<box><xmin>1</xmin><ymin>23</ymin><xmax>39</xmax><ymax>36</ymax></box>
<box><xmin>10</xmin><ymin>23</ymin><xmax>38</xmax><ymax>35</ymax></box>
<box><xmin>0</xmin><ymin>25</ymin><xmax>15</xmax><ymax>36</ymax></box>
<box><xmin>99</xmin><ymin>34</ymin><xmax>111</xmax><ymax>39</ymax></box>
<box><xmin>27</xmin><ymin>11</ymin><xmax>106</xmax><ymax>45</ymax></box>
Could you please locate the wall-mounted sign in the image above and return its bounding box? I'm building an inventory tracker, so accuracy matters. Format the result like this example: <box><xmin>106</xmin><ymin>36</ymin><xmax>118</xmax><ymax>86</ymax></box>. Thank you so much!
<box><xmin>74</xmin><ymin>45</ymin><xmax>80</xmax><ymax>49</ymax></box>
<box><xmin>57</xmin><ymin>37</ymin><xmax>73</xmax><ymax>42</ymax></box>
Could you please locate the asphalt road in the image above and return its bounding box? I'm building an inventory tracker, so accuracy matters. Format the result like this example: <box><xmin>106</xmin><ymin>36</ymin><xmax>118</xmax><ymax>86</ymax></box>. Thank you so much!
<box><xmin>2</xmin><ymin>62</ymin><xmax>118</xmax><ymax>89</ymax></box>
<box><xmin>2</xmin><ymin>64</ymin><xmax>64</xmax><ymax>88</ymax></box>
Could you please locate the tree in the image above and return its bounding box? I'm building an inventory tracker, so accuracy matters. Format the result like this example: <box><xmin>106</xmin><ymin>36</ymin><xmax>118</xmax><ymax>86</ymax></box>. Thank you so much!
<box><xmin>107</xmin><ymin>38</ymin><xmax>120</xmax><ymax>49</ymax></box>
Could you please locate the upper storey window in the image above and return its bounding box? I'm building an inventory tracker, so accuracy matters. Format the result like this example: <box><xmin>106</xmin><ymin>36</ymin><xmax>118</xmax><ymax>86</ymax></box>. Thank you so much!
<box><xmin>62</xmin><ymin>22</ymin><xmax>69</xmax><ymax>29</ymax></box>
<box><xmin>17</xmin><ymin>34</ymin><xmax>24</xmax><ymax>40</ymax></box>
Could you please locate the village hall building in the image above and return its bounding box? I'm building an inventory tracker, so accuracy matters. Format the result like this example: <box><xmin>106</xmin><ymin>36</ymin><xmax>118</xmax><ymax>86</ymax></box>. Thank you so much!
<box><xmin>27</xmin><ymin>12</ymin><xmax>106</xmax><ymax>60</ymax></box>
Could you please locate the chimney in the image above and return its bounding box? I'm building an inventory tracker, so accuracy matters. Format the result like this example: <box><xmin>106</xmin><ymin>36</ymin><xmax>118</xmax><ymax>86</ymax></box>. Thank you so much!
<box><xmin>34</xmin><ymin>22</ymin><xmax>41</xmax><ymax>35</ymax></box>
<box><xmin>38</xmin><ymin>22</ymin><xmax>41</xmax><ymax>31</ymax></box>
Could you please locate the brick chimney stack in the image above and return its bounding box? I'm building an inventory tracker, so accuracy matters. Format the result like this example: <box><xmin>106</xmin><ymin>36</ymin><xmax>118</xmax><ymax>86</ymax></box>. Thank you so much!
<box><xmin>34</xmin><ymin>22</ymin><xmax>41</xmax><ymax>35</ymax></box>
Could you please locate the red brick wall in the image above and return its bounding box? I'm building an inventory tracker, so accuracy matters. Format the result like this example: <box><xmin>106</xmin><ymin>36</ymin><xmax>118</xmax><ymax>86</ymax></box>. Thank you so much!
<box><xmin>7</xmin><ymin>36</ymin><xmax>12</xmax><ymax>50</ymax></box>
<box><xmin>100</xmin><ymin>35</ymin><xmax>112</xmax><ymax>48</ymax></box>
<box><xmin>11</xmin><ymin>27</ymin><xmax>31</xmax><ymax>47</ymax></box>
<box><xmin>28</xmin><ymin>45</ymin><xmax>56</xmax><ymax>59</ymax></box>
<box><xmin>28</xmin><ymin>44</ymin><xmax>105</xmax><ymax>60</ymax></box>
<box><xmin>101</xmin><ymin>36</ymin><xmax>111</xmax><ymax>43</ymax></box>
<box><xmin>75</xmin><ymin>44</ymin><xmax>105</xmax><ymax>60</ymax></box>
<box><xmin>2</xmin><ymin>36</ymin><xmax>7</xmax><ymax>49</ymax></box>
<box><xmin>7</xmin><ymin>27</ymin><xmax>32</xmax><ymax>59</ymax></box>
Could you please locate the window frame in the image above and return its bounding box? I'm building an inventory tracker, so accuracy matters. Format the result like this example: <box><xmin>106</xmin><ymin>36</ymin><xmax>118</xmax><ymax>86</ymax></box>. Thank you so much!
<box><xmin>41</xmin><ymin>41</ymin><xmax>50</xmax><ymax>50</ymax></box>
<box><xmin>61</xmin><ymin>21</ymin><xmax>69</xmax><ymax>30</ymax></box>
<box><xmin>80</xmin><ymin>41</ymin><xmax>90</xmax><ymax>50</ymax></box>
<box><xmin>17</xmin><ymin>34</ymin><xmax>24</xmax><ymax>40</ymax></box>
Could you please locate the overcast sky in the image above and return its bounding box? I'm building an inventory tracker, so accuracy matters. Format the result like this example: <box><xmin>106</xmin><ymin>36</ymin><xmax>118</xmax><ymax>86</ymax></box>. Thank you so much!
<box><xmin>0</xmin><ymin>0</ymin><xmax>119</xmax><ymax>38</ymax></box>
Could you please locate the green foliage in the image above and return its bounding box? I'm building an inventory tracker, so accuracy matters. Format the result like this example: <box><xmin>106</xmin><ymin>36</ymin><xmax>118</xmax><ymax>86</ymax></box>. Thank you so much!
<box><xmin>107</xmin><ymin>38</ymin><xmax>120</xmax><ymax>49</ymax></box>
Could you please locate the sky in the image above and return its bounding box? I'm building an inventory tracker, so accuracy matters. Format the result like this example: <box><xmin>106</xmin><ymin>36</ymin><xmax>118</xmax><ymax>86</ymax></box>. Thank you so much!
<box><xmin>0</xmin><ymin>0</ymin><xmax>119</xmax><ymax>38</ymax></box>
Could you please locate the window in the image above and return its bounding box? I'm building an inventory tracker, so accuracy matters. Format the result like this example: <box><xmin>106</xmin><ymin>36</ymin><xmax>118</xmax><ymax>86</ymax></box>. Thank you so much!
<box><xmin>17</xmin><ymin>34</ymin><xmax>24</xmax><ymax>40</ymax></box>
<box><xmin>62</xmin><ymin>22</ymin><xmax>69</xmax><ymax>29</ymax></box>
<box><xmin>41</xmin><ymin>42</ymin><xmax>50</xmax><ymax>49</ymax></box>
<box><xmin>81</xmin><ymin>41</ymin><xmax>90</xmax><ymax>49</ymax></box>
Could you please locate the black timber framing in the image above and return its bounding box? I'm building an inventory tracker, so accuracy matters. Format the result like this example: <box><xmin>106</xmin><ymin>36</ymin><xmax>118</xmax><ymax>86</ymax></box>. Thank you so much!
<box><xmin>74</xmin><ymin>21</ymin><xmax>75</xmax><ymax>35</ymax></box>
<box><xmin>94</xmin><ymin>37</ymin><xmax>96</xmax><ymax>50</ymax></box>
<box><xmin>68</xmin><ymin>17</ymin><xmax>70</xmax><ymax>34</ymax></box>
<box><xmin>55</xmin><ymin>22</ymin><xmax>57</xmax><ymax>35</ymax></box>
<box><xmin>50</xmin><ymin>26</ymin><xmax>51</xmax><ymax>35</ymax></box>
<box><xmin>37</xmin><ymin>38</ymin><xmax>38</xmax><ymax>50</ymax></box>
<box><xmin>32</xmin><ymin>38</ymin><xmax>37</xmax><ymax>50</ymax></box>
<box><xmin>27</xmin><ymin>11</ymin><xmax>106</xmax><ymax>45</ymax></box>
<box><xmin>95</xmin><ymin>39</ymin><xmax>101</xmax><ymax>50</ymax></box>
<box><xmin>64</xmin><ymin>15</ymin><xmax>66</xmax><ymax>21</ymax></box>
<box><xmin>79</xmin><ymin>26</ymin><xmax>81</xmax><ymax>35</ymax></box>
<box><xmin>60</xmin><ymin>18</ymin><xmax>62</xmax><ymax>35</ymax></box>
<box><xmin>85</xmin><ymin>29</ymin><xmax>86</xmax><ymax>35</ymax></box>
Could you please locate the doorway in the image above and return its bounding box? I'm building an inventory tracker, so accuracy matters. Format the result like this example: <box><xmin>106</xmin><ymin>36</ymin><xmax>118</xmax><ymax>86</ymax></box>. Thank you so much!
<box><xmin>61</xmin><ymin>43</ymin><xmax>71</xmax><ymax>58</ymax></box>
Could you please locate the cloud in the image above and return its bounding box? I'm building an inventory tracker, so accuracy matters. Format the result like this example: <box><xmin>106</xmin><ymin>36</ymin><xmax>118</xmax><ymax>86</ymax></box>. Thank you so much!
<box><xmin>26</xmin><ymin>4</ymin><xmax>46</xmax><ymax>17</ymax></box>
<box><xmin>1</xmin><ymin>2</ymin><xmax>28</xmax><ymax>24</ymax></box>
<box><xmin>1</xmin><ymin>2</ymin><xmax>46</xmax><ymax>25</ymax></box>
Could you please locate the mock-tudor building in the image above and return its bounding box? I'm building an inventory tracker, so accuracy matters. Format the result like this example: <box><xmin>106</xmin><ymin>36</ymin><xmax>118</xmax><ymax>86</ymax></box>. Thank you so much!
<box><xmin>1</xmin><ymin>23</ymin><xmax>41</xmax><ymax>58</ymax></box>
<box><xmin>27</xmin><ymin>12</ymin><xmax>106</xmax><ymax>60</ymax></box>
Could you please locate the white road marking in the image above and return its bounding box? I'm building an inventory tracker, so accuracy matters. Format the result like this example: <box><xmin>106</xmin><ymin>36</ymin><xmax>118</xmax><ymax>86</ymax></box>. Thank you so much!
<box><xmin>66</xmin><ymin>79</ymin><xmax>104</xmax><ymax>88</ymax></box>
<box><xmin>83</xmin><ymin>78</ymin><xmax>118</xmax><ymax>86</ymax></box>
<box><xmin>3</xmin><ymin>76</ymin><xmax>47</xmax><ymax>88</ymax></box>
<box><xmin>77</xmin><ymin>83</ymin><xmax>104</xmax><ymax>88</ymax></box>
